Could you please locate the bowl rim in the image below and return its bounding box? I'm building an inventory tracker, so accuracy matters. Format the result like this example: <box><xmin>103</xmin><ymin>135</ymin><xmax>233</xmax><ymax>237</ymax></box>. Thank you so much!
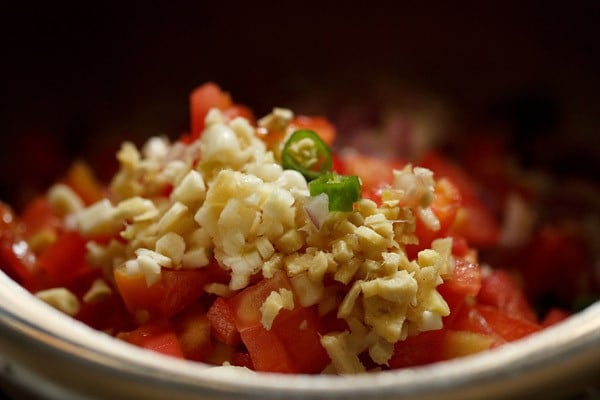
<box><xmin>1</xmin><ymin>269</ymin><xmax>599</xmax><ymax>399</ymax></box>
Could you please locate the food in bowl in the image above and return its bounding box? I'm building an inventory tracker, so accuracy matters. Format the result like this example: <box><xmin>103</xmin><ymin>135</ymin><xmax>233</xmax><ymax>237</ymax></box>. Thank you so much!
<box><xmin>0</xmin><ymin>83</ymin><xmax>597</xmax><ymax>375</ymax></box>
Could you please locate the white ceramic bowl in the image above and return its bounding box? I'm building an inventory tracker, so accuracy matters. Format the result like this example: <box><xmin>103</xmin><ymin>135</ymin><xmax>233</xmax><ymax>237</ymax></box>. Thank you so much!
<box><xmin>1</xmin><ymin>269</ymin><xmax>599</xmax><ymax>400</ymax></box>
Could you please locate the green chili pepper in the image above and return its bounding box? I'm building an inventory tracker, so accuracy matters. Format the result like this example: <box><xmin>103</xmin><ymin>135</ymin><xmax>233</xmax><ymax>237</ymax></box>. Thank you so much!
<box><xmin>281</xmin><ymin>129</ymin><xmax>332</xmax><ymax>180</ymax></box>
<box><xmin>308</xmin><ymin>172</ymin><xmax>361</xmax><ymax>212</ymax></box>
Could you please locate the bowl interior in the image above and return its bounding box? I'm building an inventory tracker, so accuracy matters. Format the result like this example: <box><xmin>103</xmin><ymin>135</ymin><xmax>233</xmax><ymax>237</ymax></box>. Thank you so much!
<box><xmin>1</xmin><ymin>269</ymin><xmax>599</xmax><ymax>400</ymax></box>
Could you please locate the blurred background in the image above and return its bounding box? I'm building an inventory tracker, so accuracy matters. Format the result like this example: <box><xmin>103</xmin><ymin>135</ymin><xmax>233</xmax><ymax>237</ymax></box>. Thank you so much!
<box><xmin>1</xmin><ymin>1</ymin><xmax>599</xmax><ymax>209</ymax></box>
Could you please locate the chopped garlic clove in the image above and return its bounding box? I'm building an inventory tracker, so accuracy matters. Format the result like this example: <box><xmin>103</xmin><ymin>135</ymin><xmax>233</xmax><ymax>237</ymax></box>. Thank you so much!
<box><xmin>156</xmin><ymin>232</ymin><xmax>186</xmax><ymax>267</ymax></box>
<box><xmin>36</xmin><ymin>288</ymin><xmax>81</xmax><ymax>316</ymax></box>
<box><xmin>47</xmin><ymin>183</ymin><xmax>84</xmax><ymax>216</ymax></box>
<box><xmin>260</xmin><ymin>288</ymin><xmax>294</xmax><ymax>330</ymax></box>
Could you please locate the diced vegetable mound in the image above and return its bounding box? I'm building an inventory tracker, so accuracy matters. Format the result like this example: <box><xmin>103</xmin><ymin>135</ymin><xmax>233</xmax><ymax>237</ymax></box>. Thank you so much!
<box><xmin>1</xmin><ymin>82</ymin><xmax>596</xmax><ymax>374</ymax></box>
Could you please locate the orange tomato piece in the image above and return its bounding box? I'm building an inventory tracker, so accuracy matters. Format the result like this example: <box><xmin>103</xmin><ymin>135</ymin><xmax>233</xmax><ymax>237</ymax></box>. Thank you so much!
<box><xmin>114</xmin><ymin>268</ymin><xmax>209</xmax><ymax>320</ymax></box>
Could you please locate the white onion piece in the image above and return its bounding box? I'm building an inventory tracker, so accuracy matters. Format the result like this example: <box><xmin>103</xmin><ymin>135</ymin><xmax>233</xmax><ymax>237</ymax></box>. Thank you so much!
<box><xmin>304</xmin><ymin>193</ymin><xmax>330</xmax><ymax>230</ymax></box>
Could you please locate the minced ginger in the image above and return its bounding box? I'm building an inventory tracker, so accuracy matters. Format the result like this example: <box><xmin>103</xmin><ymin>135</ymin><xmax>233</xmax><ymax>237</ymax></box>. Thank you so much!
<box><xmin>65</xmin><ymin>107</ymin><xmax>453</xmax><ymax>373</ymax></box>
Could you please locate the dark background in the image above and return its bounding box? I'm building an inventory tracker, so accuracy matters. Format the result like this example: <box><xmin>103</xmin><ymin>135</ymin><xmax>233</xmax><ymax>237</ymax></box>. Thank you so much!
<box><xmin>1</xmin><ymin>1</ymin><xmax>599</xmax><ymax>209</ymax></box>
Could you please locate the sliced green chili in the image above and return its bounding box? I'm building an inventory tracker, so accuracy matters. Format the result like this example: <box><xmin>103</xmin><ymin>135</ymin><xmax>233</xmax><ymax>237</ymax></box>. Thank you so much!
<box><xmin>281</xmin><ymin>129</ymin><xmax>332</xmax><ymax>180</ymax></box>
<box><xmin>308</xmin><ymin>172</ymin><xmax>361</xmax><ymax>212</ymax></box>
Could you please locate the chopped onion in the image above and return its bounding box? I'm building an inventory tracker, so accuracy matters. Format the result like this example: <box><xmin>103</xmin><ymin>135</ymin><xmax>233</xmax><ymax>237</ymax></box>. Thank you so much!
<box><xmin>304</xmin><ymin>193</ymin><xmax>330</xmax><ymax>230</ymax></box>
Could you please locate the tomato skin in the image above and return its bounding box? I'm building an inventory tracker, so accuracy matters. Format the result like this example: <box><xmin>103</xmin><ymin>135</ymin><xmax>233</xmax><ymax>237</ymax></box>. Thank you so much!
<box><xmin>118</xmin><ymin>321</ymin><xmax>184</xmax><ymax>358</ymax></box>
<box><xmin>114</xmin><ymin>268</ymin><xmax>210</xmax><ymax>320</ymax></box>
<box><xmin>478</xmin><ymin>269</ymin><xmax>537</xmax><ymax>323</ymax></box>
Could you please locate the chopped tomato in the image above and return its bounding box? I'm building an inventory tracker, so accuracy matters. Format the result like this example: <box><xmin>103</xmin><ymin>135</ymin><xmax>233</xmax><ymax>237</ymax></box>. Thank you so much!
<box><xmin>0</xmin><ymin>203</ymin><xmax>46</xmax><ymax>291</ymax></box>
<box><xmin>339</xmin><ymin>152</ymin><xmax>405</xmax><ymax>203</ymax></box>
<box><xmin>76</xmin><ymin>292</ymin><xmax>135</xmax><ymax>333</ymax></box>
<box><xmin>437</xmin><ymin>260</ymin><xmax>482</xmax><ymax>323</ymax></box>
<box><xmin>172</xmin><ymin>303</ymin><xmax>213</xmax><ymax>361</ymax></box>
<box><xmin>36</xmin><ymin>230</ymin><xmax>93</xmax><ymax>287</ymax></box>
<box><xmin>389</xmin><ymin>330</ymin><xmax>445</xmax><ymax>368</ymax></box>
<box><xmin>228</xmin><ymin>270</ymin><xmax>293</xmax><ymax>331</ymax></box>
<box><xmin>231</xmin><ymin>351</ymin><xmax>254</xmax><ymax>369</ymax></box>
<box><xmin>451</xmin><ymin>303</ymin><xmax>541</xmax><ymax>344</ymax></box>
<box><xmin>239</xmin><ymin>324</ymin><xmax>297</xmax><ymax>373</ymax></box>
<box><xmin>407</xmin><ymin>177</ymin><xmax>462</xmax><ymax>255</ymax></box>
<box><xmin>331</xmin><ymin>154</ymin><xmax>346</xmax><ymax>175</ymax></box>
<box><xmin>270</xmin><ymin>305</ymin><xmax>329</xmax><ymax>374</ymax></box>
<box><xmin>474</xmin><ymin>304</ymin><xmax>541</xmax><ymax>342</ymax></box>
<box><xmin>0</xmin><ymin>234</ymin><xmax>43</xmax><ymax>291</ymax></box>
<box><xmin>203</xmin><ymin>259</ymin><xmax>232</xmax><ymax>284</ymax></box>
<box><xmin>221</xmin><ymin>104</ymin><xmax>255</xmax><ymax>125</ymax></box>
<box><xmin>118</xmin><ymin>321</ymin><xmax>184</xmax><ymax>358</ymax></box>
<box><xmin>227</xmin><ymin>271</ymin><xmax>330</xmax><ymax>373</ymax></box>
<box><xmin>441</xmin><ymin>330</ymin><xmax>494</xmax><ymax>359</ymax></box>
<box><xmin>430</xmin><ymin>178</ymin><xmax>463</xmax><ymax>233</ymax></box>
<box><xmin>451</xmin><ymin>235</ymin><xmax>470</xmax><ymax>257</ymax></box>
<box><xmin>206</xmin><ymin>297</ymin><xmax>241</xmax><ymax>345</ymax></box>
<box><xmin>19</xmin><ymin>196</ymin><xmax>61</xmax><ymax>243</ymax></box>
<box><xmin>478</xmin><ymin>269</ymin><xmax>537</xmax><ymax>323</ymax></box>
<box><xmin>390</xmin><ymin>328</ymin><xmax>493</xmax><ymax>368</ymax></box>
<box><xmin>541</xmin><ymin>308</ymin><xmax>571</xmax><ymax>328</ymax></box>
<box><xmin>187</xmin><ymin>82</ymin><xmax>255</xmax><ymax>143</ymax></box>
<box><xmin>449</xmin><ymin>205</ymin><xmax>500</xmax><ymax>248</ymax></box>
<box><xmin>419</xmin><ymin>151</ymin><xmax>500</xmax><ymax>247</ymax></box>
<box><xmin>114</xmin><ymin>268</ymin><xmax>210</xmax><ymax>320</ymax></box>
<box><xmin>204</xmin><ymin>340</ymin><xmax>236</xmax><ymax>366</ymax></box>
<box><xmin>189</xmin><ymin>82</ymin><xmax>232</xmax><ymax>139</ymax></box>
<box><xmin>288</xmin><ymin>115</ymin><xmax>336</xmax><ymax>146</ymax></box>
<box><xmin>521</xmin><ymin>224</ymin><xmax>592</xmax><ymax>306</ymax></box>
